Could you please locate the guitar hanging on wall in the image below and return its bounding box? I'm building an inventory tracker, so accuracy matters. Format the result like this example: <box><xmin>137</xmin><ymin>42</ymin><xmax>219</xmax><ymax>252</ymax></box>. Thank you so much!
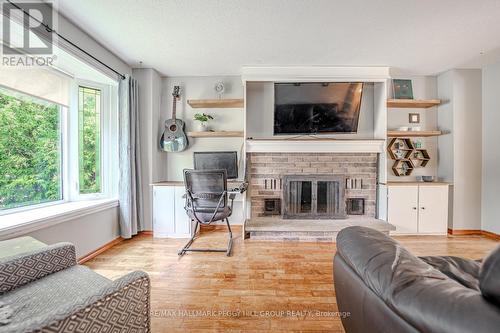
<box><xmin>160</xmin><ymin>86</ymin><xmax>188</xmax><ymax>152</ymax></box>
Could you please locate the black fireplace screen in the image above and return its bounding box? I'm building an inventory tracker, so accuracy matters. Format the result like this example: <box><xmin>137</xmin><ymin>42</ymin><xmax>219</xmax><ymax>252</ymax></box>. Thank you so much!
<box><xmin>283</xmin><ymin>175</ymin><xmax>346</xmax><ymax>219</ymax></box>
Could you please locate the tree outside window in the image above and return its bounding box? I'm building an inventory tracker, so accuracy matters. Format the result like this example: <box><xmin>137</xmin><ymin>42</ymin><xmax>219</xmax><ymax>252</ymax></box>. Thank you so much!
<box><xmin>78</xmin><ymin>86</ymin><xmax>102</xmax><ymax>194</ymax></box>
<box><xmin>0</xmin><ymin>88</ymin><xmax>62</xmax><ymax>210</ymax></box>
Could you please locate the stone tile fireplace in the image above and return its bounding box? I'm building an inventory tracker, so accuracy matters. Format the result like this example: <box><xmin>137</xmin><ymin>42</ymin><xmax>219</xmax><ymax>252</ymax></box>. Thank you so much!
<box><xmin>248</xmin><ymin>152</ymin><xmax>378</xmax><ymax>219</ymax></box>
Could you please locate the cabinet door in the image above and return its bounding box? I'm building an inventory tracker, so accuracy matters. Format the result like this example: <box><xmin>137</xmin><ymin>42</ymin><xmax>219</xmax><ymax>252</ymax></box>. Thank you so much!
<box><xmin>174</xmin><ymin>186</ymin><xmax>191</xmax><ymax>236</ymax></box>
<box><xmin>152</xmin><ymin>186</ymin><xmax>175</xmax><ymax>237</ymax></box>
<box><xmin>388</xmin><ymin>186</ymin><xmax>419</xmax><ymax>234</ymax></box>
<box><xmin>418</xmin><ymin>186</ymin><xmax>448</xmax><ymax>234</ymax></box>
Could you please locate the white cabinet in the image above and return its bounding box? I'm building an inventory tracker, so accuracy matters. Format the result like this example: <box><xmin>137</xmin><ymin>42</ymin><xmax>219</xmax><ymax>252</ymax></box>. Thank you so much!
<box><xmin>388</xmin><ymin>184</ymin><xmax>448</xmax><ymax>235</ymax></box>
<box><xmin>152</xmin><ymin>185</ymin><xmax>193</xmax><ymax>238</ymax></box>
<box><xmin>418</xmin><ymin>186</ymin><xmax>448</xmax><ymax>234</ymax></box>
<box><xmin>387</xmin><ymin>185</ymin><xmax>419</xmax><ymax>234</ymax></box>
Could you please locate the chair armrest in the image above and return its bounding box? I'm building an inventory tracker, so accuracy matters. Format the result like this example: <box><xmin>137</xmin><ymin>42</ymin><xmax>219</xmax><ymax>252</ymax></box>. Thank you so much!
<box><xmin>40</xmin><ymin>271</ymin><xmax>150</xmax><ymax>332</ymax></box>
<box><xmin>0</xmin><ymin>242</ymin><xmax>76</xmax><ymax>294</ymax></box>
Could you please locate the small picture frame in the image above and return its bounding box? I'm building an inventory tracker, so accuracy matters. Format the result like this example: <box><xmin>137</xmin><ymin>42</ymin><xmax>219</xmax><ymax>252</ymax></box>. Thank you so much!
<box><xmin>409</xmin><ymin>113</ymin><xmax>420</xmax><ymax>124</ymax></box>
<box><xmin>392</xmin><ymin>79</ymin><xmax>414</xmax><ymax>99</ymax></box>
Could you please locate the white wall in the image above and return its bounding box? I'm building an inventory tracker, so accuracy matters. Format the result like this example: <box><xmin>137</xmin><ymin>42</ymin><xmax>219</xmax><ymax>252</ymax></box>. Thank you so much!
<box><xmin>58</xmin><ymin>13</ymin><xmax>132</xmax><ymax>78</ymax></box>
<box><xmin>437</xmin><ymin>69</ymin><xmax>482</xmax><ymax>231</ymax></box>
<box><xmin>161</xmin><ymin>76</ymin><xmax>245</xmax><ymax>181</ymax></box>
<box><xmin>454</xmin><ymin>70</ymin><xmax>482</xmax><ymax>231</ymax></box>
<box><xmin>387</xmin><ymin>76</ymin><xmax>439</xmax><ymax>181</ymax></box>
<box><xmin>437</xmin><ymin>71</ymin><xmax>454</xmax><ymax>183</ymax></box>
<box><xmin>482</xmin><ymin>61</ymin><xmax>500</xmax><ymax>234</ymax></box>
<box><xmin>11</xmin><ymin>207</ymin><xmax>120</xmax><ymax>259</ymax></box>
<box><xmin>246</xmin><ymin>82</ymin><xmax>375</xmax><ymax>139</ymax></box>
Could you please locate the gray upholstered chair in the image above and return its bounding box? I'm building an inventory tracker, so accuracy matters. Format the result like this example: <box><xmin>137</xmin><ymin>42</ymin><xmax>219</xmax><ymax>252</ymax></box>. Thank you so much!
<box><xmin>0</xmin><ymin>237</ymin><xmax>150</xmax><ymax>332</ymax></box>
<box><xmin>178</xmin><ymin>169</ymin><xmax>235</xmax><ymax>256</ymax></box>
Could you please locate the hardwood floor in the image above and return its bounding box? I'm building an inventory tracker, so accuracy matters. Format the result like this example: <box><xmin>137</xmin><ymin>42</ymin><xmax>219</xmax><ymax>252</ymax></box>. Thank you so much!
<box><xmin>85</xmin><ymin>226</ymin><xmax>499</xmax><ymax>333</ymax></box>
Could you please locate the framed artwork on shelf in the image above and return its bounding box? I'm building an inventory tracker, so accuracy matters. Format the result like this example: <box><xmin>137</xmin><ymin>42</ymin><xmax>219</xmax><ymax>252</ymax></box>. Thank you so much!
<box><xmin>392</xmin><ymin>79</ymin><xmax>414</xmax><ymax>99</ymax></box>
<box><xmin>409</xmin><ymin>113</ymin><xmax>420</xmax><ymax>123</ymax></box>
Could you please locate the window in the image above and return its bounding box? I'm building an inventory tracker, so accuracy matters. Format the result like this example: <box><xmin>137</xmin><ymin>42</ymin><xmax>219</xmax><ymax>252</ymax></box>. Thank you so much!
<box><xmin>0</xmin><ymin>88</ymin><xmax>63</xmax><ymax>210</ymax></box>
<box><xmin>78</xmin><ymin>86</ymin><xmax>102</xmax><ymax>194</ymax></box>
<box><xmin>0</xmin><ymin>79</ymin><xmax>117</xmax><ymax>215</ymax></box>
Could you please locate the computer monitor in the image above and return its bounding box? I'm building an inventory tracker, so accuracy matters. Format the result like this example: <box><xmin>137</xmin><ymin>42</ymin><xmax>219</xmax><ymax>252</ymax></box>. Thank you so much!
<box><xmin>193</xmin><ymin>151</ymin><xmax>238</xmax><ymax>179</ymax></box>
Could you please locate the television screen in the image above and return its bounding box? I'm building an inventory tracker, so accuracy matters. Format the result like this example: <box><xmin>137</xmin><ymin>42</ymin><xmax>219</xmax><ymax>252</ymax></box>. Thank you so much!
<box><xmin>274</xmin><ymin>82</ymin><xmax>364</xmax><ymax>135</ymax></box>
<box><xmin>193</xmin><ymin>151</ymin><xmax>238</xmax><ymax>179</ymax></box>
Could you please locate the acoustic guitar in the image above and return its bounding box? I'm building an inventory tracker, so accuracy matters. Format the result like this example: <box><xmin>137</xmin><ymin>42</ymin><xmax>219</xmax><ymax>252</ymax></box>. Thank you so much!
<box><xmin>160</xmin><ymin>86</ymin><xmax>188</xmax><ymax>152</ymax></box>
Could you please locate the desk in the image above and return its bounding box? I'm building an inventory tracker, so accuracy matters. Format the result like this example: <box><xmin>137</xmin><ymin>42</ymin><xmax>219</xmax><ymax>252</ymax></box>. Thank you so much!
<box><xmin>151</xmin><ymin>181</ymin><xmax>246</xmax><ymax>238</ymax></box>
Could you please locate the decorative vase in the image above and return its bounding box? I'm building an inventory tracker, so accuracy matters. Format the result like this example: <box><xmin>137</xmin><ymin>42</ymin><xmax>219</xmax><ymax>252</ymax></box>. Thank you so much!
<box><xmin>196</xmin><ymin>122</ymin><xmax>209</xmax><ymax>132</ymax></box>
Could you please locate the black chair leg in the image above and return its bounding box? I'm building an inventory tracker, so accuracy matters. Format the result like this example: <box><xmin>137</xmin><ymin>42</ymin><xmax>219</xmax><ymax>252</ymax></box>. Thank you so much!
<box><xmin>178</xmin><ymin>220</ymin><xmax>199</xmax><ymax>256</ymax></box>
<box><xmin>226</xmin><ymin>218</ymin><xmax>233</xmax><ymax>256</ymax></box>
<box><xmin>178</xmin><ymin>218</ymin><xmax>233</xmax><ymax>257</ymax></box>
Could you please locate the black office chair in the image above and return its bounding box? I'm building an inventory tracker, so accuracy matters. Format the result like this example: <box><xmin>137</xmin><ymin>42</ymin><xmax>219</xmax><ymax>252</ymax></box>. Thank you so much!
<box><xmin>178</xmin><ymin>169</ymin><xmax>235</xmax><ymax>256</ymax></box>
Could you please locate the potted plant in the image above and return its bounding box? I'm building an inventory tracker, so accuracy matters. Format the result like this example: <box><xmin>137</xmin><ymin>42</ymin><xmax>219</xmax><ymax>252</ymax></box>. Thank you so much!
<box><xmin>193</xmin><ymin>113</ymin><xmax>213</xmax><ymax>131</ymax></box>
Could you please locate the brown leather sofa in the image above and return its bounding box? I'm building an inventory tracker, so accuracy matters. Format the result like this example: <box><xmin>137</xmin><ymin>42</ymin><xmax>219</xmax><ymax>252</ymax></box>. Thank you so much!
<box><xmin>334</xmin><ymin>226</ymin><xmax>500</xmax><ymax>333</ymax></box>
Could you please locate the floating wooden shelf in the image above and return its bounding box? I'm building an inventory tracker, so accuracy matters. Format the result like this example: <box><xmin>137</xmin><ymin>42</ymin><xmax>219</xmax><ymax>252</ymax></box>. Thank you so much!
<box><xmin>187</xmin><ymin>99</ymin><xmax>244</xmax><ymax>108</ymax></box>
<box><xmin>387</xmin><ymin>99</ymin><xmax>441</xmax><ymax>108</ymax></box>
<box><xmin>387</xmin><ymin>130</ymin><xmax>443</xmax><ymax>137</ymax></box>
<box><xmin>187</xmin><ymin>131</ymin><xmax>244</xmax><ymax>138</ymax></box>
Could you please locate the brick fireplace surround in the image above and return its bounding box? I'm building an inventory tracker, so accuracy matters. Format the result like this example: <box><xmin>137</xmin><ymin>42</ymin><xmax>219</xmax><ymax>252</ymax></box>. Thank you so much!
<box><xmin>248</xmin><ymin>152</ymin><xmax>378</xmax><ymax>219</ymax></box>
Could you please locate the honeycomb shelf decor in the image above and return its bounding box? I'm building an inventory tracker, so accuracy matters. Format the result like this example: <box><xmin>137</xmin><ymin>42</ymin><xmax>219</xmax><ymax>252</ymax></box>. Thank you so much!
<box><xmin>387</xmin><ymin>138</ymin><xmax>415</xmax><ymax>160</ymax></box>
<box><xmin>392</xmin><ymin>160</ymin><xmax>415</xmax><ymax>177</ymax></box>
<box><xmin>411</xmin><ymin>149</ymin><xmax>431</xmax><ymax>167</ymax></box>
<box><xmin>387</xmin><ymin>138</ymin><xmax>431</xmax><ymax>176</ymax></box>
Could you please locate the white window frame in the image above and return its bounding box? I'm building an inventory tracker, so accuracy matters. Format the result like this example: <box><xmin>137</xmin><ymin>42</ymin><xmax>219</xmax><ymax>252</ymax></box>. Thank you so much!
<box><xmin>69</xmin><ymin>79</ymin><xmax>114</xmax><ymax>201</ymax></box>
<box><xmin>0</xmin><ymin>79</ymin><xmax>118</xmax><ymax>216</ymax></box>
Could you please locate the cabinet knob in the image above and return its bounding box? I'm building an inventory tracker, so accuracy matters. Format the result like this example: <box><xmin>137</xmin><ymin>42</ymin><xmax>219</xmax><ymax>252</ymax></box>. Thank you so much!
<box><xmin>412</xmin><ymin>207</ymin><xmax>417</xmax><ymax>210</ymax></box>
<box><xmin>421</xmin><ymin>207</ymin><xmax>426</xmax><ymax>210</ymax></box>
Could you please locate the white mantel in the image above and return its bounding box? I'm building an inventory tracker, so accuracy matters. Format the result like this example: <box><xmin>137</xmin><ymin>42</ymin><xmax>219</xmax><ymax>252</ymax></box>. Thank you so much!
<box><xmin>241</xmin><ymin>66</ymin><xmax>390</xmax><ymax>83</ymax></box>
<box><xmin>246</xmin><ymin>139</ymin><xmax>385</xmax><ymax>153</ymax></box>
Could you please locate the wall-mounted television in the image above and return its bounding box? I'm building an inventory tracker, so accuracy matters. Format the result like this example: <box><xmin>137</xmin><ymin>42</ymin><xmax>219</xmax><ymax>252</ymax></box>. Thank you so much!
<box><xmin>193</xmin><ymin>151</ymin><xmax>238</xmax><ymax>179</ymax></box>
<box><xmin>274</xmin><ymin>82</ymin><xmax>364</xmax><ymax>135</ymax></box>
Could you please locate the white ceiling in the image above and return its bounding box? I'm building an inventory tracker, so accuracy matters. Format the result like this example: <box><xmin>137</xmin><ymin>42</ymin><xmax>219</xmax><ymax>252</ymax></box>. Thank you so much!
<box><xmin>58</xmin><ymin>0</ymin><xmax>500</xmax><ymax>77</ymax></box>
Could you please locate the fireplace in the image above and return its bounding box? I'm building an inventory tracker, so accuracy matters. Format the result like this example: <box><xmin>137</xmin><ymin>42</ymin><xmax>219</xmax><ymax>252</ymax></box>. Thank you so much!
<box><xmin>282</xmin><ymin>175</ymin><xmax>346</xmax><ymax>219</ymax></box>
<box><xmin>248</xmin><ymin>152</ymin><xmax>377</xmax><ymax>219</ymax></box>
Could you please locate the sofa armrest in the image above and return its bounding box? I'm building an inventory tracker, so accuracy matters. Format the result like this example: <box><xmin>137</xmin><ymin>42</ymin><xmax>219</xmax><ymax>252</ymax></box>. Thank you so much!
<box><xmin>0</xmin><ymin>242</ymin><xmax>76</xmax><ymax>294</ymax></box>
<box><xmin>39</xmin><ymin>270</ymin><xmax>150</xmax><ymax>332</ymax></box>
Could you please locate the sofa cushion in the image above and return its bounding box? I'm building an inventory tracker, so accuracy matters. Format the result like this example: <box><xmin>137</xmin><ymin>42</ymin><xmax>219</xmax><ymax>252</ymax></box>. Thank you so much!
<box><xmin>479</xmin><ymin>243</ymin><xmax>500</xmax><ymax>305</ymax></box>
<box><xmin>419</xmin><ymin>255</ymin><xmax>481</xmax><ymax>290</ymax></box>
<box><xmin>0</xmin><ymin>265</ymin><xmax>111</xmax><ymax>332</ymax></box>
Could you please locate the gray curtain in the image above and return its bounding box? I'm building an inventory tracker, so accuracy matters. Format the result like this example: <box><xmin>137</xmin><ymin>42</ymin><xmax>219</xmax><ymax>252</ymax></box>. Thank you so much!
<box><xmin>118</xmin><ymin>76</ymin><xmax>143</xmax><ymax>238</ymax></box>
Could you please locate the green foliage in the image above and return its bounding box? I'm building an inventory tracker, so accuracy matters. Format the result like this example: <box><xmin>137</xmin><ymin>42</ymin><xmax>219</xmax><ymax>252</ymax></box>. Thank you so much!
<box><xmin>0</xmin><ymin>86</ymin><xmax>102</xmax><ymax>210</ymax></box>
<box><xmin>193</xmin><ymin>113</ymin><xmax>214</xmax><ymax>123</ymax></box>
<box><xmin>0</xmin><ymin>90</ymin><xmax>61</xmax><ymax>209</ymax></box>
<box><xmin>78</xmin><ymin>87</ymin><xmax>101</xmax><ymax>194</ymax></box>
